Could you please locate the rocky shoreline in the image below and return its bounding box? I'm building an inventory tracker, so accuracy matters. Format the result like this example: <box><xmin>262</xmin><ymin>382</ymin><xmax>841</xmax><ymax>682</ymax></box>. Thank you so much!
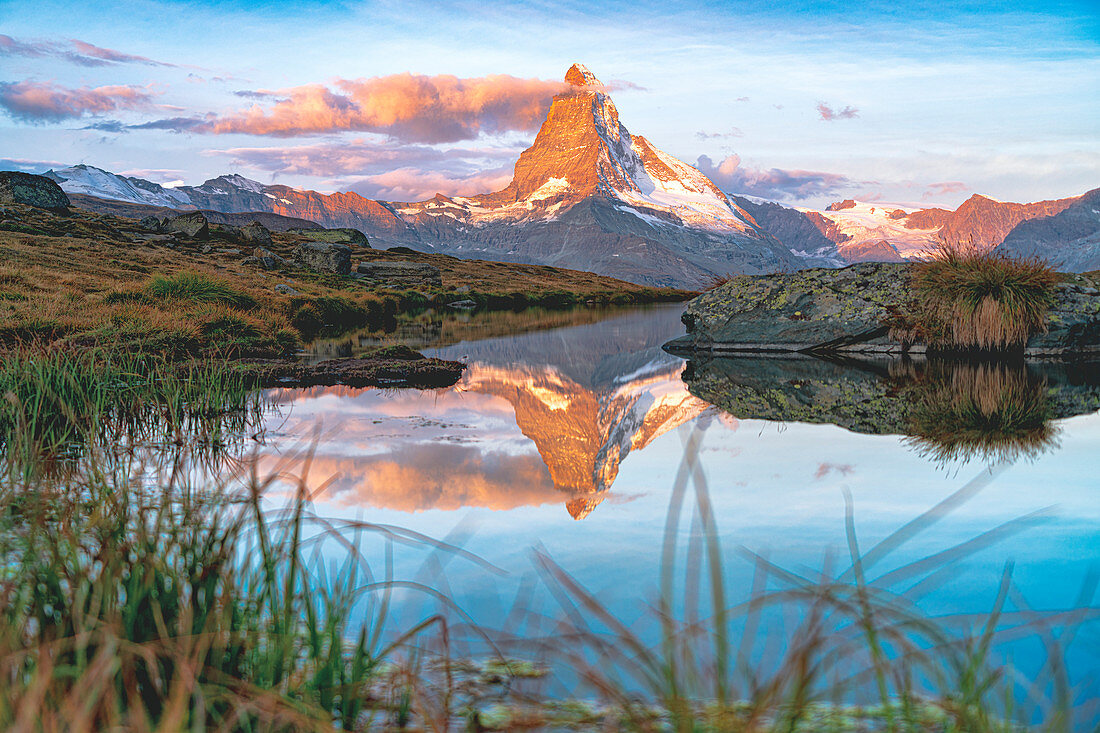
<box><xmin>243</xmin><ymin>345</ymin><xmax>466</xmax><ymax>389</ymax></box>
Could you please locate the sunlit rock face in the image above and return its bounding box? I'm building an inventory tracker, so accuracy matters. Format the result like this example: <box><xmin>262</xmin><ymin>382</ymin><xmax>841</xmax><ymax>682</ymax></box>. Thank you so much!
<box><xmin>996</xmin><ymin>188</ymin><xmax>1100</xmax><ymax>272</ymax></box>
<box><xmin>385</xmin><ymin>63</ymin><xmax>803</xmax><ymax>287</ymax></box>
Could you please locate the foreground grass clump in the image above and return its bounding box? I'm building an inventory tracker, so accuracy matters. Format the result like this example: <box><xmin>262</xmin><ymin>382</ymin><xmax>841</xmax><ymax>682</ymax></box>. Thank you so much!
<box><xmin>0</xmin><ymin>455</ymin><xmax>462</xmax><ymax>730</ymax></box>
<box><xmin>0</xmin><ymin>346</ymin><xmax>263</xmax><ymax>466</ymax></box>
<box><xmin>143</xmin><ymin>270</ymin><xmax>258</xmax><ymax>309</ymax></box>
<box><xmin>897</xmin><ymin>245</ymin><xmax>1060</xmax><ymax>351</ymax></box>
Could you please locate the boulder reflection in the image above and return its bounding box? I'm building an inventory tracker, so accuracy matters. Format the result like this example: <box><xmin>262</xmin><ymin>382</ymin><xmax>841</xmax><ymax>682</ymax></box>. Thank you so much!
<box><xmin>679</xmin><ymin>353</ymin><xmax>1100</xmax><ymax>465</ymax></box>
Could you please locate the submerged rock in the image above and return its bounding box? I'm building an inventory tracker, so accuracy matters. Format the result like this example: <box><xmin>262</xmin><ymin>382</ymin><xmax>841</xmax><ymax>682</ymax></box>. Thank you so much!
<box><xmin>251</xmin><ymin>345</ymin><xmax>464</xmax><ymax>388</ymax></box>
<box><xmin>355</xmin><ymin>260</ymin><xmax>442</xmax><ymax>289</ymax></box>
<box><xmin>668</xmin><ymin>262</ymin><xmax>1100</xmax><ymax>356</ymax></box>
<box><xmin>0</xmin><ymin>171</ymin><xmax>70</xmax><ymax>211</ymax></box>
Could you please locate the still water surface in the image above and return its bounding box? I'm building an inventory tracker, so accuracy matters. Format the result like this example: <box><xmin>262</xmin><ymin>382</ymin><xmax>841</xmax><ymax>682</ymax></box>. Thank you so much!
<box><xmin>260</xmin><ymin>304</ymin><xmax>1100</xmax><ymax>702</ymax></box>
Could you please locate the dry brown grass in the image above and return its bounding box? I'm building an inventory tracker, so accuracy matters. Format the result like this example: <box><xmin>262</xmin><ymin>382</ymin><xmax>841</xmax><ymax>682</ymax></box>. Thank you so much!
<box><xmin>895</xmin><ymin>243</ymin><xmax>1060</xmax><ymax>351</ymax></box>
<box><xmin>0</xmin><ymin>203</ymin><xmax>686</xmax><ymax>358</ymax></box>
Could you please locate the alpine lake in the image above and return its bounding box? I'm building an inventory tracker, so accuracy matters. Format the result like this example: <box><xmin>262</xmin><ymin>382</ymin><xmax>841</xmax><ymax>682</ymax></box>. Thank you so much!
<box><xmin>20</xmin><ymin>302</ymin><xmax>1100</xmax><ymax>725</ymax></box>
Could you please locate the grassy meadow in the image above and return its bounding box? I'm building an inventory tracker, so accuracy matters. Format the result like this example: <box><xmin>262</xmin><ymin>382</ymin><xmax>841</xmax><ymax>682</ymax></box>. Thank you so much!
<box><xmin>0</xmin><ymin>202</ymin><xmax>687</xmax><ymax>360</ymax></box>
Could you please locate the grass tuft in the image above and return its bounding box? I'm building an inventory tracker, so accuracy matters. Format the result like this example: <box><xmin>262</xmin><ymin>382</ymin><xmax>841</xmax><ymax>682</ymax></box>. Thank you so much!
<box><xmin>896</xmin><ymin>244</ymin><xmax>1060</xmax><ymax>351</ymax></box>
<box><xmin>143</xmin><ymin>271</ymin><xmax>257</xmax><ymax>309</ymax></box>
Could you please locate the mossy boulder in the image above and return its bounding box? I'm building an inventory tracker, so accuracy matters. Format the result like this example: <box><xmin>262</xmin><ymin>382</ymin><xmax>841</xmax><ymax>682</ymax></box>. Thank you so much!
<box><xmin>668</xmin><ymin>262</ymin><xmax>1100</xmax><ymax>356</ymax></box>
<box><xmin>294</xmin><ymin>241</ymin><xmax>351</xmax><ymax>275</ymax></box>
<box><xmin>355</xmin><ymin>260</ymin><xmax>442</xmax><ymax>289</ymax></box>
<box><xmin>0</xmin><ymin>171</ymin><xmax>70</xmax><ymax>211</ymax></box>
<box><xmin>162</xmin><ymin>211</ymin><xmax>210</xmax><ymax>239</ymax></box>
<box><xmin>291</xmin><ymin>227</ymin><xmax>369</xmax><ymax>247</ymax></box>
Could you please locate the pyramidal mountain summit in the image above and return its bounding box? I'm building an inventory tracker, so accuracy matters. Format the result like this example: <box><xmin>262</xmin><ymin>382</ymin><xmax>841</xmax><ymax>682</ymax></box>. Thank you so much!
<box><xmin>387</xmin><ymin>63</ymin><xmax>810</xmax><ymax>285</ymax></box>
<box><xmin>44</xmin><ymin>64</ymin><xmax>816</xmax><ymax>288</ymax></box>
<box><xmin>42</xmin><ymin>63</ymin><xmax>1100</xmax><ymax>286</ymax></box>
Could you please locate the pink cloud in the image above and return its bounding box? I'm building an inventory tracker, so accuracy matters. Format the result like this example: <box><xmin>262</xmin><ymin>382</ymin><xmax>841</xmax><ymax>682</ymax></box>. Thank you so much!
<box><xmin>696</xmin><ymin>153</ymin><xmax>855</xmax><ymax>200</ymax></box>
<box><xmin>347</xmin><ymin>167</ymin><xmax>514</xmax><ymax>202</ymax></box>
<box><xmin>816</xmin><ymin>101</ymin><xmax>859</xmax><ymax>121</ymax></box>
<box><xmin>191</xmin><ymin>73</ymin><xmax>568</xmax><ymax>143</ymax></box>
<box><xmin>923</xmin><ymin>181</ymin><xmax>968</xmax><ymax>199</ymax></box>
<box><xmin>203</xmin><ymin>138</ymin><xmax>522</xmax><ymax>178</ymax></box>
<box><xmin>0</xmin><ymin>34</ymin><xmax>173</xmax><ymax>67</ymax></box>
<box><xmin>0</xmin><ymin>80</ymin><xmax>155</xmax><ymax>122</ymax></box>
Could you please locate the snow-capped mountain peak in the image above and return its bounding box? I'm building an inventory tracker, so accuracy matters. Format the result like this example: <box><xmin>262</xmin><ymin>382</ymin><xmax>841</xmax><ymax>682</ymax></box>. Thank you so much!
<box><xmin>565</xmin><ymin>62</ymin><xmax>601</xmax><ymax>87</ymax></box>
<box><xmin>44</xmin><ymin>165</ymin><xmax>192</xmax><ymax>207</ymax></box>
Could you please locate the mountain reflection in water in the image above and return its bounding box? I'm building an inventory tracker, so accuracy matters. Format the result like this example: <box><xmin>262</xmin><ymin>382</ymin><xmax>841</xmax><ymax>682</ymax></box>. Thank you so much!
<box><xmin>264</xmin><ymin>305</ymin><xmax>712</xmax><ymax>518</ymax></box>
<box><xmin>267</xmin><ymin>305</ymin><xmax>1100</xmax><ymax>519</ymax></box>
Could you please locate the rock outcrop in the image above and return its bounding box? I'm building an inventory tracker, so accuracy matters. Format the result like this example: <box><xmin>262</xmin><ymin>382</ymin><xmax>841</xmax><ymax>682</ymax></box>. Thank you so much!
<box><xmin>0</xmin><ymin>172</ymin><xmax>70</xmax><ymax>211</ymax></box>
<box><xmin>161</xmin><ymin>211</ymin><xmax>209</xmax><ymax>239</ymax></box>
<box><xmin>239</xmin><ymin>221</ymin><xmax>272</xmax><ymax>245</ymax></box>
<box><xmin>294</xmin><ymin>241</ymin><xmax>351</xmax><ymax>275</ymax></box>
<box><xmin>291</xmin><ymin>227</ymin><xmax>369</xmax><ymax>247</ymax></box>
<box><xmin>667</xmin><ymin>262</ymin><xmax>1100</xmax><ymax>356</ymax></box>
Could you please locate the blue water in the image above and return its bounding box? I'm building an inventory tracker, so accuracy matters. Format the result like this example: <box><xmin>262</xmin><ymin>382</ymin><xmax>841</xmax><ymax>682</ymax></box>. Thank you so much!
<box><xmin>258</xmin><ymin>304</ymin><xmax>1100</xmax><ymax>715</ymax></box>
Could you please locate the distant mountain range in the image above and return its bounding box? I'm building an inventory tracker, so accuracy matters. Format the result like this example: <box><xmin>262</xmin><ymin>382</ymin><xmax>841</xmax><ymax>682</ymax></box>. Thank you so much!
<box><xmin>37</xmin><ymin>63</ymin><xmax>1099</xmax><ymax>284</ymax></box>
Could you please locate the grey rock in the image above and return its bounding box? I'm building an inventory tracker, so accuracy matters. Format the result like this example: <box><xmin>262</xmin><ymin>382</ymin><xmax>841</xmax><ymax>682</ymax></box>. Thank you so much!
<box><xmin>201</xmin><ymin>244</ymin><xmax>213</xmax><ymax>254</ymax></box>
<box><xmin>162</xmin><ymin>211</ymin><xmax>210</xmax><ymax>239</ymax></box>
<box><xmin>290</xmin><ymin>227</ymin><xmax>369</xmax><ymax>247</ymax></box>
<box><xmin>294</xmin><ymin>241</ymin><xmax>351</xmax><ymax>275</ymax></box>
<box><xmin>454</xmin><ymin>284</ymin><xmax>471</xmax><ymax>294</ymax></box>
<box><xmin>240</xmin><ymin>220</ymin><xmax>273</xmax><ymax>245</ymax></box>
<box><xmin>217</xmin><ymin>248</ymin><xmax>242</xmax><ymax>256</ymax></box>
<box><xmin>447</xmin><ymin>299</ymin><xmax>478</xmax><ymax>309</ymax></box>
<box><xmin>274</xmin><ymin>283</ymin><xmax>301</xmax><ymax>295</ymax></box>
<box><xmin>670</xmin><ymin>262</ymin><xmax>1100</xmax><ymax>356</ymax></box>
<box><xmin>0</xmin><ymin>171</ymin><xmax>69</xmax><ymax>211</ymax></box>
<box><xmin>251</xmin><ymin>246</ymin><xmax>286</xmax><ymax>270</ymax></box>
<box><xmin>355</xmin><ymin>260</ymin><xmax>442</xmax><ymax>289</ymax></box>
<box><xmin>138</xmin><ymin>215</ymin><xmax>163</xmax><ymax>232</ymax></box>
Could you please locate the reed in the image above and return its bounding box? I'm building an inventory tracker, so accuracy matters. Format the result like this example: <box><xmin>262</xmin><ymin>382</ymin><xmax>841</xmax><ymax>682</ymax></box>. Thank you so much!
<box><xmin>527</xmin><ymin>421</ymin><xmax>1095</xmax><ymax>731</ymax></box>
<box><xmin>0</xmin><ymin>345</ymin><xmax>264</xmax><ymax>473</ymax></box>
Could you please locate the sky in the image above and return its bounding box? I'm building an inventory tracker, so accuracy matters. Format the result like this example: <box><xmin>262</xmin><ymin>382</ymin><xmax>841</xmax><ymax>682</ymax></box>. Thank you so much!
<box><xmin>0</xmin><ymin>0</ymin><xmax>1097</xmax><ymax>209</ymax></box>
